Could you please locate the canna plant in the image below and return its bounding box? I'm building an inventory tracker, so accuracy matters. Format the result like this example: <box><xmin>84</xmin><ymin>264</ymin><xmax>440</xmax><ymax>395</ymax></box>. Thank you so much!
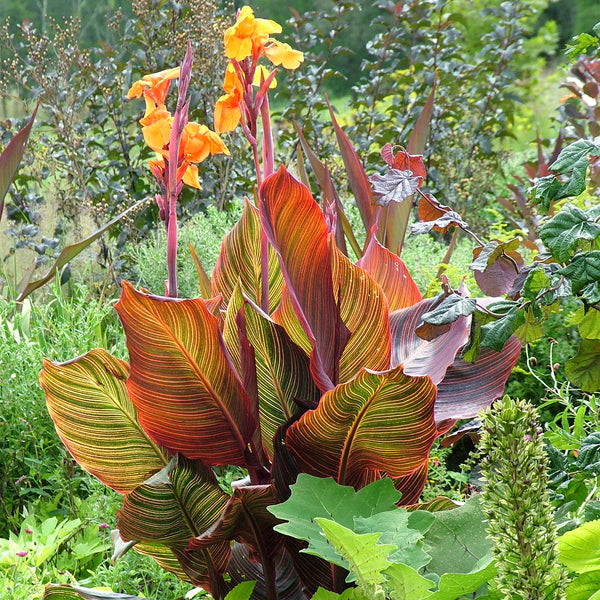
<box><xmin>40</xmin><ymin>6</ymin><xmax>522</xmax><ymax>600</ymax></box>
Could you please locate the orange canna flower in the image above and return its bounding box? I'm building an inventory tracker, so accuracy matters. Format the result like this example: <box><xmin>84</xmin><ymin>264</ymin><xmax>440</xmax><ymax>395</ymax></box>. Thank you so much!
<box><xmin>148</xmin><ymin>157</ymin><xmax>202</xmax><ymax>190</ymax></box>
<box><xmin>181</xmin><ymin>121</ymin><xmax>230</xmax><ymax>164</ymax></box>
<box><xmin>127</xmin><ymin>67</ymin><xmax>181</xmax><ymax>106</ymax></box>
<box><xmin>254</xmin><ymin>65</ymin><xmax>277</xmax><ymax>88</ymax></box>
<box><xmin>264</xmin><ymin>40</ymin><xmax>304</xmax><ymax>70</ymax></box>
<box><xmin>140</xmin><ymin>106</ymin><xmax>173</xmax><ymax>157</ymax></box>
<box><xmin>214</xmin><ymin>90</ymin><xmax>242</xmax><ymax>134</ymax></box>
<box><xmin>224</xmin><ymin>6</ymin><xmax>282</xmax><ymax>61</ymax></box>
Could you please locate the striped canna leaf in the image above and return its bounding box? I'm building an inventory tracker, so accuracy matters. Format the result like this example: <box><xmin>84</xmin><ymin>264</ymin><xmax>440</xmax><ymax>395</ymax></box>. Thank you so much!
<box><xmin>115</xmin><ymin>281</ymin><xmax>257</xmax><ymax>466</ymax></box>
<box><xmin>212</xmin><ymin>198</ymin><xmax>283</xmax><ymax>314</ymax></box>
<box><xmin>40</xmin><ymin>349</ymin><xmax>169</xmax><ymax>493</ymax></box>
<box><xmin>286</xmin><ymin>366</ymin><xmax>437</xmax><ymax>488</ymax></box>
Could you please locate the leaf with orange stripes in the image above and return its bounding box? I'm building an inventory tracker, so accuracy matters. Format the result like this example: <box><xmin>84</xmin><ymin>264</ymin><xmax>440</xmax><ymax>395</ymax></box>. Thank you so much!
<box><xmin>331</xmin><ymin>242</ymin><xmax>391</xmax><ymax>382</ymax></box>
<box><xmin>357</xmin><ymin>234</ymin><xmax>422</xmax><ymax>311</ymax></box>
<box><xmin>212</xmin><ymin>198</ymin><xmax>283</xmax><ymax>313</ymax></box>
<box><xmin>40</xmin><ymin>349</ymin><xmax>169</xmax><ymax>493</ymax></box>
<box><xmin>260</xmin><ymin>166</ymin><xmax>350</xmax><ymax>391</ymax></box>
<box><xmin>115</xmin><ymin>281</ymin><xmax>256</xmax><ymax>466</ymax></box>
<box><xmin>286</xmin><ymin>366</ymin><xmax>437</xmax><ymax>488</ymax></box>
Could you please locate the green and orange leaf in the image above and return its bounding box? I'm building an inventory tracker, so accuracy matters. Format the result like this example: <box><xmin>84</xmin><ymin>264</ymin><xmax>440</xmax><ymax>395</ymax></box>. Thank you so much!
<box><xmin>212</xmin><ymin>198</ymin><xmax>283</xmax><ymax>313</ymax></box>
<box><xmin>115</xmin><ymin>282</ymin><xmax>256</xmax><ymax>466</ymax></box>
<box><xmin>331</xmin><ymin>242</ymin><xmax>391</xmax><ymax>381</ymax></box>
<box><xmin>286</xmin><ymin>366</ymin><xmax>437</xmax><ymax>487</ymax></box>
<box><xmin>40</xmin><ymin>349</ymin><xmax>169</xmax><ymax>494</ymax></box>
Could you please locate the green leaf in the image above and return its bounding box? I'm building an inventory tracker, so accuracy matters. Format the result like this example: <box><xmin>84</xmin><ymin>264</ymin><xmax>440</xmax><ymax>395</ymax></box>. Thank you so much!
<box><xmin>521</xmin><ymin>266</ymin><xmax>551</xmax><ymax>301</ymax></box>
<box><xmin>559</xmin><ymin>520</ymin><xmax>600</xmax><ymax>573</ymax></box>
<box><xmin>582</xmin><ymin>281</ymin><xmax>600</xmax><ymax>304</ymax></box>
<box><xmin>224</xmin><ymin>581</ymin><xmax>257</xmax><ymax>600</ymax></box>
<box><xmin>0</xmin><ymin>102</ymin><xmax>38</xmax><ymax>221</ymax></box>
<box><xmin>269</xmin><ymin>474</ymin><xmax>400</xmax><ymax>570</ymax></box>
<box><xmin>427</xmin><ymin>557</ymin><xmax>496</xmax><ymax>600</ymax></box>
<box><xmin>549</xmin><ymin>140</ymin><xmax>599</xmax><ymax>173</ymax></box>
<box><xmin>565</xmin><ymin>338</ymin><xmax>600</xmax><ymax>392</ymax></box>
<box><xmin>384</xmin><ymin>563</ymin><xmax>435</xmax><ymax>600</ymax></box>
<box><xmin>421</xmin><ymin>295</ymin><xmax>477</xmax><ymax>326</ymax></box>
<box><xmin>353</xmin><ymin>510</ymin><xmax>434</xmax><ymax>572</ymax></box>
<box><xmin>540</xmin><ymin>204</ymin><xmax>600</xmax><ymax>262</ymax></box>
<box><xmin>561</xmin><ymin>252</ymin><xmax>600</xmax><ymax>294</ymax></box>
<box><xmin>556</xmin><ymin>155</ymin><xmax>589</xmax><ymax>200</ymax></box>
<box><xmin>480</xmin><ymin>308</ymin><xmax>525</xmax><ymax>352</ymax></box>
<box><xmin>533</xmin><ymin>175</ymin><xmax>561</xmax><ymax>209</ymax></box>
<box><xmin>578</xmin><ymin>309</ymin><xmax>600</xmax><ymax>339</ymax></box>
<box><xmin>566</xmin><ymin>570</ymin><xmax>600</xmax><ymax>600</ymax></box>
<box><xmin>576</xmin><ymin>432</ymin><xmax>600</xmax><ymax>474</ymax></box>
<box><xmin>315</xmin><ymin>518</ymin><xmax>395</xmax><ymax>592</ymax></box>
<box><xmin>40</xmin><ymin>349</ymin><xmax>169</xmax><ymax>493</ymax></box>
<box><xmin>421</xmin><ymin>496</ymin><xmax>491</xmax><ymax>579</ymax></box>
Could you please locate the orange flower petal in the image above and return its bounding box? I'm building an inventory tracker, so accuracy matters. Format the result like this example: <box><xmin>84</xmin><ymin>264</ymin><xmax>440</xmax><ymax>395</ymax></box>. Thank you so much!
<box><xmin>264</xmin><ymin>40</ymin><xmax>304</xmax><ymax>70</ymax></box>
<box><xmin>253</xmin><ymin>65</ymin><xmax>277</xmax><ymax>88</ymax></box>
<box><xmin>224</xmin><ymin>6</ymin><xmax>282</xmax><ymax>61</ymax></box>
<box><xmin>182</xmin><ymin>122</ymin><xmax>230</xmax><ymax>164</ymax></box>
<box><xmin>182</xmin><ymin>163</ymin><xmax>202</xmax><ymax>189</ymax></box>
<box><xmin>214</xmin><ymin>92</ymin><xmax>242</xmax><ymax>134</ymax></box>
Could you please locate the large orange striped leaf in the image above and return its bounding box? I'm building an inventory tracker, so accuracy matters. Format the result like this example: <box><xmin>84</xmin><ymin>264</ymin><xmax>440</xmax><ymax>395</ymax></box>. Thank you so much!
<box><xmin>117</xmin><ymin>455</ymin><xmax>231</xmax><ymax>593</ymax></box>
<box><xmin>241</xmin><ymin>300</ymin><xmax>321</xmax><ymax>458</ymax></box>
<box><xmin>212</xmin><ymin>198</ymin><xmax>283</xmax><ymax>313</ymax></box>
<box><xmin>331</xmin><ymin>242</ymin><xmax>391</xmax><ymax>382</ymax></box>
<box><xmin>40</xmin><ymin>349</ymin><xmax>169</xmax><ymax>494</ymax></box>
<box><xmin>357</xmin><ymin>234</ymin><xmax>422</xmax><ymax>311</ymax></box>
<box><xmin>390</xmin><ymin>297</ymin><xmax>470</xmax><ymax>385</ymax></box>
<box><xmin>271</xmin><ymin>283</ymin><xmax>311</xmax><ymax>355</ymax></box>
<box><xmin>115</xmin><ymin>281</ymin><xmax>256</xmax><ymax>466</ymax></box>
<box><xmin>286</xmin><ymin>366</ymin><xmax>437</xmax><ymax>488</ymax></box>
<box><xmin>260</xmin><ymin>166</ymin><xmax>350</xmax><ymax>391</ymax></box>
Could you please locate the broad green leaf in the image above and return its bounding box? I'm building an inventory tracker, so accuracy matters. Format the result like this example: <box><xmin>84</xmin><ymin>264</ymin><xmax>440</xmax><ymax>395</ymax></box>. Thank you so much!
<box><xmin>331</xmin><ymin>243</ymin><xmax>391</xmax><ymax>381</ymax></box>
<box><xmin>521</xmin><ymin>266</ymin><xmax>551</xmax><ymax>301</ymax></box>
<box><xmin>421</xmin><ymin>295</ymin><xmax>477</xmax><ymax>327</ymax></box>
<box><xmin>533</xmin><ymin>175</ymin><xmax>561</xmax><ymax>209</ymax></box>
<box><xmin>286</xmin><ymin>366</ymin><xmax>437</xmax><ymax>486</ymax></box>
<box><xmin>578</xmin><ymin>308</ymin><xmax>600</xmax><ymax>339</ymax></box>
<box><xmin>576</xmin><ymin>432</ymin><xmax>600</xmax><ymax>474</ymax></box>
<box><xmin>235</xmin><ymin>299</ymin><xmax>321</xmax><ymax>457</ymax></box>
<box><xmin>0</xmin><ymin>102</ymin><xmax>38</xmax><ymax>220</ymax></box>
<box><xmin>357</xmin><ymin>235</ymin><xmax>422</xmax><ymax>311</ymax></box>
<box><xmin>260</xmin><ymin>166</ymin><xmax>350</xmax><ymax>390</ymax></box>
<box><xmin>312</xmin><ymin>589</ymin><xmax>362</xmax><ymax>600</ymax></box>
<box><xmin>115</xmin><ymin>282</ymin><xmax>256</xmax><ymax>465</ymax></box>
<box><xmin>555</xmin><ymin>155</ymin><xmax>588</xmax><ymax>200</ymax></box>
<box><xmin>384</xmin><ymin>563</ymin><xmax>434</xmax><ymax>600</ymax></box>
<box><xmin>353</xmin><ymin>510</ymin><xmax>433</xmax><ymax>572</ymax></box>
<box><xmin>117</xmin><ymin>455</ymin><xmax>229</xmax><ymax>546</ymax></box>
<box><xmin>17</xmin><ymin>198</ymin><xmax>148</xmax><ymax>301</ymax></box>
<box><xmin>269</xmin><ymin>474</ymin><xmax>401</xmax><ymax>569</ymax></box>
<box><xmin>390</xmin><ymin>298</ymin><xmax>470</xmax><ymax>385</ymax></box>
<box><xmin>315</xmin><ymin>518</ymin><xmax>395</xmax><ymax>593</ymax></box>
<box><xmin>212</xmin><ymin>198</ymin><xmax>283</xmax><ymax>313</ymax></box>
<box><xmin>41</xmin><ymin>349</ymin><xmax>169</xmax><ymax>493</ymax></box>
<box><xmin>42</xmin><ymin>585</ymin><xmax>144</xmax><ymax>600</ymax></box>
<box><xmin>559</xmin><ymin>520</ymin><xmax>600</xmax><ymax>573</ymax></box>
<box><xmin>427</xmin><ymin>557</ymin><xmax>496</xmax><ymax>600</ymax></box>
<box><xmin>421</xmin><ymin>496</ymin><xmax>491</xmax><ymax>579</ymax></box>
<box><xmin>566</xmin><ymin>571</ymin><xmax>600</xmax><ymax>600</ymax></box>
<box><xmin>565</xmin><ymin>339</ymin><xmax>600</xmax><ymax>392</ymax></box>
<box><xmin>514</xmin><ymin>307</ymin><xmax>545</xmax><ymax>344</ymax></box>
<box><xmin>540</xmin><ymin>204</ymin><xmax>600</xmax><ymax>262</ymax></box>
<box><xmin>549</xmin><ymin>140</ymin><xmax>599</xmax><ymax>173</ymax></box>
<box><xmin>225</xmin><ymin>581</ymin><xmax>257</xmax><ymax>600</ymax></box>
<box><xmin>187</xmin><ymin>485</ymin><xmax>282</xmax><ymax>561</ymax></box>
<box><xmin>582</xmin><ymin>281</ymin><xmax>600</xmax><ymax>304</ymax></box>
<box><xmin>480</xmin><ymin>308</ymin><xmax>525</xmax><ymax>352</ymax></box>
<box><xmin>560</xmin><ymin>252</ymin><xmax>600</xmax><ymax>294</ymax></box>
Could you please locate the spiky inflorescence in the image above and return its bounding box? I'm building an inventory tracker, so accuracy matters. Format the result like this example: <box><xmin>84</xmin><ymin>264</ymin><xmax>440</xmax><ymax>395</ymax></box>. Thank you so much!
<box><xmin>479</xmin><ymin>396</ymin><xmax>568</xmax><ymax>600</ymax></box>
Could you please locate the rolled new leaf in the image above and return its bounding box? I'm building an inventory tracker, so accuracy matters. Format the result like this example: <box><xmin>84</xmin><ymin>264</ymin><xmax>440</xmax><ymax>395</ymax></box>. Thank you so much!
<box><xmin>40</xmin><ymin>349</ymin><xmax>169</xmax><ymax>493</ymax></box>
<box><xmin>115</xmin><ymin>282</ymin><xmax>256</xmax><ymax>466</ymax></box>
